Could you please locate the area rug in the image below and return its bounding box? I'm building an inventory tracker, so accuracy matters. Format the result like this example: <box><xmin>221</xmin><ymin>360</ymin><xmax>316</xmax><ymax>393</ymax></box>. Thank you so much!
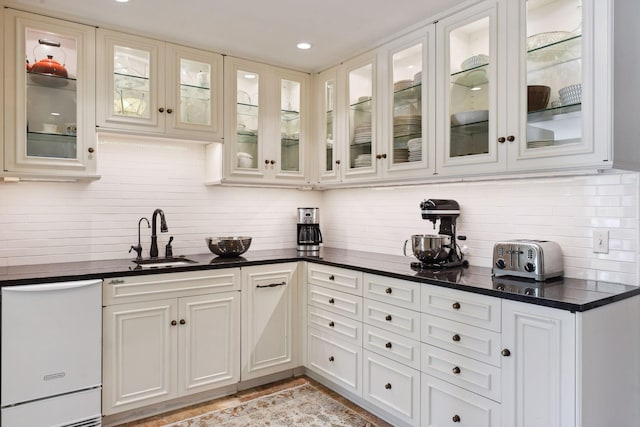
<box><xmin>165</xmin><ymin>383</ymin><xmax>378</xmax><ymax>427</ymax></box>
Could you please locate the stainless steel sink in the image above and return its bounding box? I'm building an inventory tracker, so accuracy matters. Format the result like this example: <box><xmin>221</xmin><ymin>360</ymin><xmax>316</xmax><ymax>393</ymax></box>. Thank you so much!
<box><xmin>133</xmin><ymin>257</ymin><xmax>197</xmax><ymax>269</ymax></box>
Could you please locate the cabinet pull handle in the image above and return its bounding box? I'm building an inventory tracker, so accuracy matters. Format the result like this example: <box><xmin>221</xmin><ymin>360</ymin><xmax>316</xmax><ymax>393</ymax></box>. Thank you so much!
<box><xmin>385</xmin><ymin>314</ymin><xmax>392</xmax><ymax>322</ymax></box>
<box><xmin>507</xmin><ymin>135</ymin><xmax>515</xmax><ymax>142</ymax></box>
<box><xmin>328</xmin><ymin>274</ymin><xmax>335</xmax><ymax>281</ymax></box>
<box><xmin>171</xmin><ymin>320</ymin><xmax>177</xmax><ymax>326</ymax></box>
<box><xmin>256</xmin><ymin>281</ymin><xmax>286</xmax><ymax>288</ymax></box>
<box><xmin>452</xmin><ymin>366</ymin><xmax>461</xmax><ymax>374</ymax></box>
<box><xmin>385</xmin><ymin>383</ymin><xmax>392</xmax><ymax>390</ymax></box>
<box><xmin>498</xmin><ymin>136</ymin><xmax>506</xmax><ymax>143</ymax></box>
<box><xmin>179</xmin><ymin>319</ymin><xmax>186</xmax><ymax>325</ymax></box>
<box><xmin>385</xmin><ymin>287</ymin><xmax>392</xmax><ymax>294</ymax></box>
<box><xmin>452</xmin><ymin>414</ymin><xmax>461</xmax><ymax>423</ymax></box>
<box><xmin>159</xmin><ymin>107</ymin><xmax>165</xmax><ymax>113</ymax></box>
<box><xmin>329</xmin><ymin>321</ymin><xmax>335</xmax><ymax>327</ymax></box>
<box><xmin>502</xmin><ymin>348</ymin><xmax>511</xmax><ymax>357</ymax></box>
<box><xmin>108</xmin><ymin>279</ymin><xmax>125</xmax><ymax>285</ymax></box>
<box><xmin>452</xmin><ymin>302</ymin><xmax>461</xmax><ymax>310</ymax></box>
<box><xmin>452</xmin><ymin>334</ymin><xmax>461</xmax><ymax>342</ymax></box>
<box><xmin>166</xmin><ymin>108</ymin><xmax>173</xmax><ymax>114</ymax></box>
<box><xmin>329</xmin><ymin>356</ymin><xmax>335</xmax><ymax>362</ymax></box>
<box><xmin>328</xmin><ymin>298</ymin><xmax>335</xmax><ymax>304</ymax></box>
<box><xmin>385</xmin><ymin>342</ymin><xmax>392</xmax><ymax>349</ymax></box>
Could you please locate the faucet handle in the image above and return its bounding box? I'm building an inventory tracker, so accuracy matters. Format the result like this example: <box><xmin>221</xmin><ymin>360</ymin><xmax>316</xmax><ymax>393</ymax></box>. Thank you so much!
<box><xmin>165</xmin><ymin>236</ymin><xmax>174</xmax><ymax>258</ymax></box>
<box><xmin>129</xmin><ymin>244</ymin><xmax>143</xmax><ymax>261</ymax></box>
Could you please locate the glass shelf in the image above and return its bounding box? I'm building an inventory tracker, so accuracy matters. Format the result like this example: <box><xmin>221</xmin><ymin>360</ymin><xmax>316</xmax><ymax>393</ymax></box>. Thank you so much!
<box><xmin>350</xmin><ymin>141</ymin><xmax>372</xmax><ymax>148</ymax></box>
<box><xmin>114</xmin><ymin>72</ymin><xmax>149</xmax><ymax>91</ymax></box>
<box><xmin>180</xmin><ymin>84</ymin><xmax>211</xmax><ymax>102</ymax></box>
<box><xmin>527</xmin><ymin>102</ymin><xmax>581</xmax><ymax>123</ymax></box>
<box><xmin>27</xmin><ymin>72</ymin><xmax>77</xmax><ymax>91</ymax></box>
<box><xmin>350</xmin><ymin>97</ymin><xmax>372</xmax><ymax>111</ymax></box>
<box><xmin>280</xmin><ymin>109</ymin><xmax>300</xmax><ymax>121</ymax></box>
<box><xmin>527</xmin><ymin>34</ymin><xmax>581</xmax><ymax>71</ymax></box>
<box><xmin>27</xmin><ymin>130</ymin><xmax>76</xmax><ymax>138</ymax></box>
<box><xmin>393</xmin><ymin>83</ymin><xmax>422</xmax><ymax>101</ymax></box>
<box><xmin>451</xmin><ymin>120</ymin><xmax>489</xmax><ymax>134</ymax></box>
<box><xmin>281</xmin><ymin>137</ymin><xmax>300</xmax><ymax>147</ymax></box>
<box><xmin>451</xmin><ymin>65</ymin><xmax>489</xmax><ymax>88</ymax></box>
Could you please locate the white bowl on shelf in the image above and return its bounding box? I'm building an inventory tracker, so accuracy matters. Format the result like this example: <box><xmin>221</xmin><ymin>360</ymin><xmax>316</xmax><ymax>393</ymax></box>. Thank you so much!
<box><xmin>450</xmin><ymin>110</ymin><xmax>489</xmax><ymax>126</ymax></box>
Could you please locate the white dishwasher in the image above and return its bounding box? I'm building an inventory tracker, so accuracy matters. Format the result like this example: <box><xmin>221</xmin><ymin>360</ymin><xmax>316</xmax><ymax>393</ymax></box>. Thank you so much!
<box><xmin>1</xmin><ymin>279</ymin><xmax>102</xmax><ymax>427</ymax></box>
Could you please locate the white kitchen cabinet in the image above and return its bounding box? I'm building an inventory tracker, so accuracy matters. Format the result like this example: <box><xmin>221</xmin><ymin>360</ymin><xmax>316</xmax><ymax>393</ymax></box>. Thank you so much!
<box><xmin>436</xmin><ymin>0</ymin><xmax>610</xmax><ymax>176</ymax></box>
<box><xmin>316</xmin><ymin>66</ymin><xmax>343</xmax><ymax>184</ymax></box>
<box><xmin>241</xmin><ymin>263</ymin><xmax>299</xmax><ymax>380</ymax></box>
<box><xmin>2</xmin><ymin>8</ymin><xmax>97</xmax><ymax>179</ymax></box>
<box><xmin>102</xmin><ymin>269</ymin><xmax>240</xmax><ymax>415</ymax></box>
<box><xmin>96</xmin><ymin>29</ymin><xmax>223</xmax><ymax>142</ymax></box>
<box><xmin>222</xmin><ymin>57</ymin><xmax>310</xmax><ymax>186</ymax></box>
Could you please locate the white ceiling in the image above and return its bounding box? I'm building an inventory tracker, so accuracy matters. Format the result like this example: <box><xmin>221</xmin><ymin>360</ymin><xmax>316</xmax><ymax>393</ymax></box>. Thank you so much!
<box><xmin>8</xmin><ymin>0</ymin><xmax>462</xmax><ymax>72</ymax></box>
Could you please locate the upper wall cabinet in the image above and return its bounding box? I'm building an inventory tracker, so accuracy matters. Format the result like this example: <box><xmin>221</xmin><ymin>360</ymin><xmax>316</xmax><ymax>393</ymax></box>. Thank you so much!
<box><xmin>435</xmin><ymin>0</ymin><xmax>610</xmax><ymax>176</ymax></box>
<box><xmin>222</xmin><ymin>56</ymin><xmax>310</xmax><ymax>186</ymax></box>
<box><xmin>2</xmin><ymin>9</ymin><xmax>97</xmax><ymax>179</ymax></box>
<box><xmin>96</xmin><ymin>29</ymin><xmax>223</xmax><ymax>142</ymax></box>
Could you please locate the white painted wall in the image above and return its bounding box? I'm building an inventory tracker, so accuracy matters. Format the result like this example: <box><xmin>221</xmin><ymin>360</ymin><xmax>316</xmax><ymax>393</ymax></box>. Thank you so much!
<box><xmin>0</xmin><ymin>137</ymin><xmax>638</xmax><ymax>286</ymax></box>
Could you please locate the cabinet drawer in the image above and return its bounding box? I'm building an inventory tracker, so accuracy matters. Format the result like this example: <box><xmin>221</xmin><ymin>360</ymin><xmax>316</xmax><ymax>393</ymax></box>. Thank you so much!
<box><xmin>308</xmin><ymin>284</ymin><xmax>362</xmax><ymax>321</ymax></box>
<box><xmin>421</xmin><ymin>285</ymin><xmax>501</xmax><ymax>332</ymax></box>
<box><xmin>421</xmin><ymin>343</ymin><xmax>501</xmax><ymax>402</ymax></box>
<box><xmin>421</xmin><ymin>314</ymin><xmax>501</xmax><ymax>367</ymax></box>
<box><xmin>307</xmin><ymin>264</ymin><xmax>363</xmax><ymax>296</ymax></box>
<box><xmin>364</xmin><ymin>273</ymin><xmax>421</xmax><ymax>311</ymax></box>
<box><xmin>307</xmin><ymin>327</ymin><xmax>361</xmax><ymax>396</ymax></box>
<box><xmin>364</xmin><ymin>299</ymin><xmax>420</xmax><ymax>340</ymax></box>
<box><xmin>307</xmin><ymin>306</ymin><xmax>361</xmax><ymax>346</ymax></box>
<box><xmin>421</xmin><ymin>373</ymin><xmax>500</xmax><ymax>427</ymax></box>
<box><xmin>363</xmin><ymin>350</ymin><xmax>420</xmax><ymax>426</ymax></box>
<box><xmin>103</xmin><ymin>268</ymin><xmax>241</xmax><ymax>305</ymax></box>
<box><xmin>363</xmin><ymin>324</ymin><xmax>420</xmax><ymax>370</ymax></box>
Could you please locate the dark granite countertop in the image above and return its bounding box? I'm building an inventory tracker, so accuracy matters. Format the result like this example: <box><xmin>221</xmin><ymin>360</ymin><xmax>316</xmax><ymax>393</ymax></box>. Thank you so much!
<box><xmin>1</xmin><ymin>247</ymin><xmax>638</xmax><ymax>312</ymax></box>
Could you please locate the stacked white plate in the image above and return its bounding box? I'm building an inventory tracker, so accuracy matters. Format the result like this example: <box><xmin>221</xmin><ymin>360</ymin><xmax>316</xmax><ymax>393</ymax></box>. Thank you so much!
<box><xmin>393</xmin><ymin>79</ymin><xmax>414</xmax><ymax>92</ymax></box>
<box><xmin>408</xmin><ymin>138</ymin><xmax>422</xmax><ymax>162</ymax></box>
<box><xmin>354</xmin><ymin>154</ymin><xmax>372</xmax><ymax>168</ymax></box>
<box><xmin>559</xmin><ymin>83</ymin><xmax>582</xmax><ymax>106</ymax></box>
<box><xmin>393</xmin><ymin>148</ymin><xmax>409</xmax><ymax>163</ymax></box>
<box><xmin>394</xmin><ymin>115</ymin><xmax>421</xmax><ymax>137</ymax></box>
<box><xmin>354</xmin><ymin>123</ymin><xmax>372</xmax><ymax>144</ymax></box>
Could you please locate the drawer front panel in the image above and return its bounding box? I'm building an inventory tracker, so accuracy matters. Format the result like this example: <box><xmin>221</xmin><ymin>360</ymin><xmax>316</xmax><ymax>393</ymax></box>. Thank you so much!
<box><xmin>307</xmin><ymin>306</ymin><xmax>362</xmax><ymax>346</ymax></box>
<box><xmin>421</xmin><ymin>285</ymin><xmax>501</xmax><ymax>332</ymax></box>
<box><xmin>363</xmin><ymin>324</ymin><xmax>420</xmax><ymax>370</ymax></box>
<box><xmin>309</xmin><ymin>284</ymin><xmax>363</xmax><ymax>320</ymax></box>
<box><xmin>307</xmin><ymin>327</ymin><xmax>361</xmax><ymax>396</ymax></box>
<box><xmin>364</xmin><ymin>299</ymin><xmax>420</xmax><ymax>340</ymax></box>
<box><xmin>363</xmin><ymin>274</ymin><xmax>421</xmax><ymax>311</ymax></box>
<box><xmin>421</xmin><ymin>314</ymin><xmax>501</xmax><ymax>367</ymax></box>
<box><xmin>307</xmin><ymin>264</ymin><xmax>363</xmax><ymax>296</ymax></box>
<box><xmin>421</xmin><ymin>374</ymin><xmax>500</xmax><ymax>427</ymax></box>
<box><xmin>421</xmin><ymin>343</ymin><xmax>501</xmax><ymax>402</ymax></box>
<box><xmin>363</xmin><ymin>350</ymin><xmax>420</xmax><ymax>426</ymax></box>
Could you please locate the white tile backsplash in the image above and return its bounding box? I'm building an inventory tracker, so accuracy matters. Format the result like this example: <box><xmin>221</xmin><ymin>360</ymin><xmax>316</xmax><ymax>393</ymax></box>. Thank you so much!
<box><xmin>0</xmin><ymin>137</ymin><xmax>638</xmax><ymax>285</ymax></box>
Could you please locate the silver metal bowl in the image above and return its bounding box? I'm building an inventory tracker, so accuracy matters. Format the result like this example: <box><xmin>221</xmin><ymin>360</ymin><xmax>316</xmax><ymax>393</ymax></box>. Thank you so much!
<box><xmin>206</xmin><ymin>236</ymin><xmax>252</xmax><ymax>257</ymax></box>
<box><xmin>403</xmin><ymin>234</ymin><xmax>451</xmax><ymax>262</ymax></box>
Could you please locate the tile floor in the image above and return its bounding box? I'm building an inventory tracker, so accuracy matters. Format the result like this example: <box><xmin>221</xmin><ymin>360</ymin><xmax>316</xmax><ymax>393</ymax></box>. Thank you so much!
<box><xmin>116</xmin><ymin>376</ymin><xmax>392</xmax><ymax>427</ymax></box>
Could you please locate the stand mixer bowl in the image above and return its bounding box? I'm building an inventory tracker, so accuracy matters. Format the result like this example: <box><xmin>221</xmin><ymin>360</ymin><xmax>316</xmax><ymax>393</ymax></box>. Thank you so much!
<box><xmin>404</xmin><ymin>234</ymin><xmax>451</xmax><ymax>263</ymax></box>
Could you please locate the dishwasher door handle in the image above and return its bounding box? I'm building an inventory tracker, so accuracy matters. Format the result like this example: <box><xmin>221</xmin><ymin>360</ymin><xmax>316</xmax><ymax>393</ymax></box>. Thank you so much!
<box><xmin>3</xmin><ymin>279</ymin><xmax>102</xmax><ymax>293</ymax></box>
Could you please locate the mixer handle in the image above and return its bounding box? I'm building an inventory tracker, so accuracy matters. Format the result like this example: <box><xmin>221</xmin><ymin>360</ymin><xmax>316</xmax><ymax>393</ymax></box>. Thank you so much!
<box><xmin>403</xmin><ymin>239</ymin><xmax>409</xmax><ymax>256</ymax></box>
<box><xmin>457</xmin><ymin>235</ymin><xmax>467</xmax><ymax>240</ymax></box>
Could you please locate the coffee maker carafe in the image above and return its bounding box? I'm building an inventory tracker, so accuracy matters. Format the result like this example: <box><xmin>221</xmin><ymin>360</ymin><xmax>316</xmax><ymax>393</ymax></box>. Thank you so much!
<box><xmin>297</xmin><ymin>208</ymin><xmax>322</xmax><ymax>252</ymax></box>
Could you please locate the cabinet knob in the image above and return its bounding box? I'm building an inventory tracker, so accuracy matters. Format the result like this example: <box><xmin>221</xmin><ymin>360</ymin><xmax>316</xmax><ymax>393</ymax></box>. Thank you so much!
<box><xmin>381</xmin><ymin>153</ymin><xmax>387</xmax><ymax>159</ymax></box>
<box><xmin>385</xmin><ymin>314</ymin><xmax>392</xmax><ymax>322</ymax></box>
<box><xmin>385</xmin><ymin>287</ymin><xmax>392</xmax><ymax>294</ymax></box>
<box><xmin>170</xmin><ymin>320</ymin><xmax>177</xmax><ymax>326</ymax></box>
<box><xmin>87</xmin><ymin>147</ymin><xmax>95</xmax><ymax>154</ymax></box>
<box><xmin>385</xmin><ymin>342</ymin><xmax>392</xmax><ymax>349</ymax></box>
<box><xmin>385</xmin><ymin>383</ymin><xmax>392</xmax><ymax>390</ymax></box>
<box><xmin>452</xmin><ymin>415</ymin><xmax>461</xmax><ymax>423</ymax></box>
<box><xmin>329</xmin><ymin>298</ymin><xmax>335</xmax><ymax>304</ymax></box>
<box><xmin>335</xmin><ymin>160</ymin><xmax>341</xmax><ymax>165</ymax></box>
<box><xmin>376</xmin><ymin>154</ymin><xmax>382</xmax><ymax>160</ymax></box>
<box><xmin>507</xmin><ymin>135</ymin><xmax>515</xmax><ymax>142</ymax></box>
<box><xmin>329</xmin><ymin>275</ymin><xmax>335</xmax><ymax>281</ymax></box>
<box><xmin>452</xmin><ymin>334</ymin><xmax>461</xmax><ymax>342</ymax></box>
<box><xmin>498</xmin><ymin>136</ymin><xmax>506</xmax><ymax>143</ymax></box>
<box><xmin>452</xmin><ymin>302</ymin><xmax>461</xmax><ymax>310</ymax></box>
<box><xmin>502</xmin><ymin>348</ymin><xmax>511</xmax><ymax>357</ymax></box>
<box><xmin>329</xmin><ymin>321</ymin><xmax>335</xmax><ymax>328</ymax></box>
<box><xmin>159</xmin><ymin>107</ymin><xmax>165</xmax><ymax>113</ymax></box>
<box><xmin>270</xmin><ymin>160</ymin><xmax>276</xmax><ymax>165</ymax></box>
<box><xmin>452</xmin><ymin>366</ymin><xmax>461</xmax><ymax>374</ymax></box>
<box><xmin>179</xmin><ymin>319</ymin><xmax>186</xmax><ymax>325</ymax></box>
<box><xmin>166</xmin><ymin>108</ymin><xmax>173</xmax><ymax>114</ymax></box>
<box><xmin>329</xmin><ymin>356</ymin><xmax>335</xmax><ymax>362</ymax></box>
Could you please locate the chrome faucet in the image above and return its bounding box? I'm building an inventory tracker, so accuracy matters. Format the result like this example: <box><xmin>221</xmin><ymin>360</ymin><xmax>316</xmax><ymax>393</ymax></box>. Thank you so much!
<box><xmin>150</xmin><ymin>209</ymin><xmax>168</xmax><ymax>258</ymax></box>
<box><xmin>129</xmin><ymin>217</ymin><xmax>150</xmax><ymax>260</ymax></box>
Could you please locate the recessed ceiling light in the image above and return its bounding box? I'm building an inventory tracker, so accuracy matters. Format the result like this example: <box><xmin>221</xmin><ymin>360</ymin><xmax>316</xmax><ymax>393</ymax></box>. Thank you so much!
<box><xmin>297</xmin><ymin>42</ymin><xmax>311</xmax><ymax>50</ymax></box>
<box><xmin>470</xmin><ymin>86</ymin><xmax>482</xmax><ymax>91</ymax></box>
<box><xmin>115</xmin><ymin>0</ymin><xmax>129</xmax><ymax>3</ymax></box>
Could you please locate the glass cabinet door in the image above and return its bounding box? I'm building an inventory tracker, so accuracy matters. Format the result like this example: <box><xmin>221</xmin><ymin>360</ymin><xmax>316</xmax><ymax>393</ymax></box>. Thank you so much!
<box><xmin>347</xmin><ymin>57</ymin><xmax>375</xmax><ymax>174</ymax></box>
<box><xmin>524</xmin><ymin>0</ymin><xmax>582</xmax><ymax>150</ymax></box>
<box><xmin>279</xmin><ymin>78</ymin><xmax>301</xmax><ymax>173</ymax></box>
<box><xmin>235</xmin><ymin>69</ymin><xmax>260</xmax><ymax>170</ymax></box>
<box><xmin>3</xmin><ymin>9</ymin><xmax>97</xmax><ymax>177</ymax></box>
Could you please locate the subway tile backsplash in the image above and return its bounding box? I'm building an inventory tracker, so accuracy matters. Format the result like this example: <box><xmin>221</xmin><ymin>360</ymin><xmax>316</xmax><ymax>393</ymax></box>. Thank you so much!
<box><xmin>0</xmin><ymin>137</ymin><xmax>638</xmax><ymax>285</ymax></box>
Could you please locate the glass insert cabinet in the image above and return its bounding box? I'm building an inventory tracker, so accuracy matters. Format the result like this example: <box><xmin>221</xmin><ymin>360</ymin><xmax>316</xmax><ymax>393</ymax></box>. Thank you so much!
<box><xmin>3</xmin><ymin>9</ymin><xmax>97</xmax><ymax>177</ymax></box>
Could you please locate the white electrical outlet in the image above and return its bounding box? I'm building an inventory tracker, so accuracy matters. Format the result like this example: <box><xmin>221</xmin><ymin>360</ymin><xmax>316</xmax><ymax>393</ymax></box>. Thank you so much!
<box><xmin>593</xmin><ymin>229</ymin><xmax>609</xmax><ymax>254</ymax></box>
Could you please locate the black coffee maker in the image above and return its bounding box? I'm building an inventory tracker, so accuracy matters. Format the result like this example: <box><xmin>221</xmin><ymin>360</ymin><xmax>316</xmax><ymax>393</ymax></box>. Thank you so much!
<box><xmin>297</xmin><ymin>207</ymin><xmax>322</xmax><ymax>253</ymax></box>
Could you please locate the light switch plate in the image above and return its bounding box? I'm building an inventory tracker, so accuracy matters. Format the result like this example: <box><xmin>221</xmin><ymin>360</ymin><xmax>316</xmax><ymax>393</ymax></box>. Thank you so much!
<box><xmin>593</xmin><ymin>229</ymin><xmax>609</xmax><ymax>254</ymax></box>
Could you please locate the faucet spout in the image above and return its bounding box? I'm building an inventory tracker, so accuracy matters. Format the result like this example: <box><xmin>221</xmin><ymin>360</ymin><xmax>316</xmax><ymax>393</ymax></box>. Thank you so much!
<box><xmin>150</xmin><ymin>209</ymin><xmax>168</xmax><ymax>258</ymax></box>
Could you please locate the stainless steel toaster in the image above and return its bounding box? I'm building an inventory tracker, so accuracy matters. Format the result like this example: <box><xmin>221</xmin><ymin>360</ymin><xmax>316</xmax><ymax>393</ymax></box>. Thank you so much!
<box><xmin>492</xmin><ymin>240</ymin><xmax>563</xmax><ymax>281</ymax></box>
